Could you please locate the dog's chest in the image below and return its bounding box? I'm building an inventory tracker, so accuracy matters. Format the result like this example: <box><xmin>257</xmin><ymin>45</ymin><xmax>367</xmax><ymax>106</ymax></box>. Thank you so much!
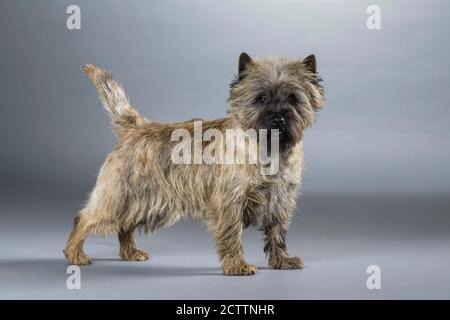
<box><xmin>243</xmin><ymin>146</ymin><xmax>303</xmax><ymax>222</ymax></box>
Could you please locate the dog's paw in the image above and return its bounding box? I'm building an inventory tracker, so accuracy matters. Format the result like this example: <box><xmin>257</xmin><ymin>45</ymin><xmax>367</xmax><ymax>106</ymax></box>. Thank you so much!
<box><xmin>271</xmin><ymin>256</ymin><xmax>303</xmax><ymax>270</ymax></box>
<box><xmin>223</xmin><ymin>261</ymin><xmax>258</xmax><ymax>276</ymax></box>
<box><xmin>120</xmin><ymin>248</ymin><xmax>150</xmax><ymax>261</ymax></box>
<box><xmin>66</xmin><ymin>252</ymin><xmax>92</xmax><ymax>265</ymax></box>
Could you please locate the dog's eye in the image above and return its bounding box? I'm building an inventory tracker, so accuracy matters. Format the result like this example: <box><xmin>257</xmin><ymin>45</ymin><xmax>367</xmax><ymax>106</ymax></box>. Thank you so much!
<box><xmin>287</xmin><ymin>94</ymin><xmax>299</xmax><ymax>105</ymax></box>
<box><xmin>256</xmin><ymin>94</ymin><xmax>267</xmax><ymax>104</ymax></box>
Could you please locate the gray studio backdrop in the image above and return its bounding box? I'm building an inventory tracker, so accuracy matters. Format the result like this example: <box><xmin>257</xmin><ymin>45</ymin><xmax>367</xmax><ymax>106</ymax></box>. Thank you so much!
<box><xmin>1</xmin><ymin>0</ymin><xmax>450</xmax><ymax>300</ymax></box>
<box><xmin>1</xmin><ymin>0</ymin><xmax>449</xmax><ymax>196</ymax></box>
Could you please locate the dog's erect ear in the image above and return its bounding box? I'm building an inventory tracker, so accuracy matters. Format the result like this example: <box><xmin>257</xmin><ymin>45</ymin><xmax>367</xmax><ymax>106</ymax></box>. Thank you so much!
<box><xmin>238</xmin><ymin>52</ymin><xmax>253</xmax><ymax>74</ymax></box>
<box><xmin>303</xmin><ymin>54</ymin><xmax>317</xmax><ymax>74</ymax></box>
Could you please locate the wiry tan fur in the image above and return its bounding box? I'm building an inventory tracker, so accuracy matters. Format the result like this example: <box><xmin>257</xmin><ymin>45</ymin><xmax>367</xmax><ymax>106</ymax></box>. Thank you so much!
<box><xmin>64</xmin><ymin>53</ymin><xmax>325</xmax><ymax>275</ymax></box>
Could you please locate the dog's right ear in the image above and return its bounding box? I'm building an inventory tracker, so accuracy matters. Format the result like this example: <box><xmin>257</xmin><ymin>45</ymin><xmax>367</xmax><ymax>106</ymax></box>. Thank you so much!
<box><xmin>238</xmin><ymin>52</ymin><xmax>253</xmax><ymax>75</ymax></box>
<box><xmin>303</xmin><ymin>54</ymin><xmax>317</xmax><ymax>74</ymax></box>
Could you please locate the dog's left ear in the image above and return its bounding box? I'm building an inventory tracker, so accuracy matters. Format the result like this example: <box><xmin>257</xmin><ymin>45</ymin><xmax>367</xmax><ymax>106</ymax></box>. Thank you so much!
<box><xmin>238</xmin><ymin>52</ymin><xmax>253</xmax><ymax>75</ymax></box>
<box><xmin>303</xmin><ymin>54</ymin><xmax>317</xmax><ymax>74</ymax></box>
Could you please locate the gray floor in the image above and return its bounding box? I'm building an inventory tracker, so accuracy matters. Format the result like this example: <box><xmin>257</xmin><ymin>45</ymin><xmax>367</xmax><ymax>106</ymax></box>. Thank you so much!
<box><xmin>1</xmin><ymin>190</ymin><xmax>449</xmax><ymax>299</ymax></box>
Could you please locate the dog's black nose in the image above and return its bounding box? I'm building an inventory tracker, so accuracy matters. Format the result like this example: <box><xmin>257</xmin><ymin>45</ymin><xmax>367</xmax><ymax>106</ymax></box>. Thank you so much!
<box><xmin>270</xmin><ymin>117</ymin><xmax>286</xmax><ymax>128</ymax></box>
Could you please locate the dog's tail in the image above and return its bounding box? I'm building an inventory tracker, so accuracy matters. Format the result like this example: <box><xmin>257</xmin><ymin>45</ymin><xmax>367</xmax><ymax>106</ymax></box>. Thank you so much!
<box><xmin>82</xmin><ymin>64</ymin><xmax>149</xmax><ymax>136</ymax></box>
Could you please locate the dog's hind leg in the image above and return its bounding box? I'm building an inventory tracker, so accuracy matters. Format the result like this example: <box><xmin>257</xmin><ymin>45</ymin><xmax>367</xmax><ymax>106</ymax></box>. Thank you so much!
<box><xmin>118</xmin><ymin>226</ymin><xmax>149</xmax><ymax>261</ymax></box>
<box><xmin>64</xmin><ymin>213</ymin><xmax>95</xmax><ymax>265</ymax></box>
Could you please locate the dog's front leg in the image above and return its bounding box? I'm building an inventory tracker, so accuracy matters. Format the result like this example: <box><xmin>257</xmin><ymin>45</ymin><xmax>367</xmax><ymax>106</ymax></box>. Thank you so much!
<box><xmin>208</xmin><ymin>210</ymin><xmax>257</xmax><ymax>276</ymax></box>
<box><xmin>263</xmin><ymin>216</ymin><xmax>303</xmax><ymax>270</ymax></box>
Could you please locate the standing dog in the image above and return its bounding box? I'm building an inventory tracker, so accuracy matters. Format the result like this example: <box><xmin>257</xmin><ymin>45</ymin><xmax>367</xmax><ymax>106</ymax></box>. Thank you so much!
<box><xmin>64</xmin><ymin>53</ymin><xmax>325</xmax><ymax>275</ymax></box>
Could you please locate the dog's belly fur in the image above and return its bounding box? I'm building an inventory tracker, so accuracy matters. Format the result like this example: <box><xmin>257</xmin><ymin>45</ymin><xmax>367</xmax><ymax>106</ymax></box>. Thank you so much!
<box><xmin>82</xmin><ymin>121</ymin><xmax>303</xmax><ymax>236</ymax></box>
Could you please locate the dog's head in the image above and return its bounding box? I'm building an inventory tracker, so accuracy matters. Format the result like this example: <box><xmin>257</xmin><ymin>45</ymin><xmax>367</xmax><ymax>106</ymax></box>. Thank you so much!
<box><xmin>228</xmin><ymin>52</ymin><xmax>325</xmax><ymax>151</ymax></box>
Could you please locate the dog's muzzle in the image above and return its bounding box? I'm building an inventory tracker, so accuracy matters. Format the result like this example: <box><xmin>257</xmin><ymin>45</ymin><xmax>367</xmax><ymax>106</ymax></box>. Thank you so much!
<box><xmin>264</xmin><ymin>112</ymin><xmax>289</xmax><ymax>135</ymax></box>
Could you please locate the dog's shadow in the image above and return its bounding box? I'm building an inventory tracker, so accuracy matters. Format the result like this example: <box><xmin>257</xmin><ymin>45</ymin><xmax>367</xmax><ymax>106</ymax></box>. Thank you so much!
<box><xmin>0</xmin><ymin>258</ymin><xmax>223</xmax><ymax>280</ymax></box>
<box><xmin>94</xmin><ymin>258</ymin><xmax>223</xmax><ymax>277</ymax></box>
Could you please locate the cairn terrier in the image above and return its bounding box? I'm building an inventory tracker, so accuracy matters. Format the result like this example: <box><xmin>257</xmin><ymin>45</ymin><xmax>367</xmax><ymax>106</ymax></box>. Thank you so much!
<box><xmin>64</xmin><ymin>53</ymin><xmax>325</xmax><ymax>275</ymax></box>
